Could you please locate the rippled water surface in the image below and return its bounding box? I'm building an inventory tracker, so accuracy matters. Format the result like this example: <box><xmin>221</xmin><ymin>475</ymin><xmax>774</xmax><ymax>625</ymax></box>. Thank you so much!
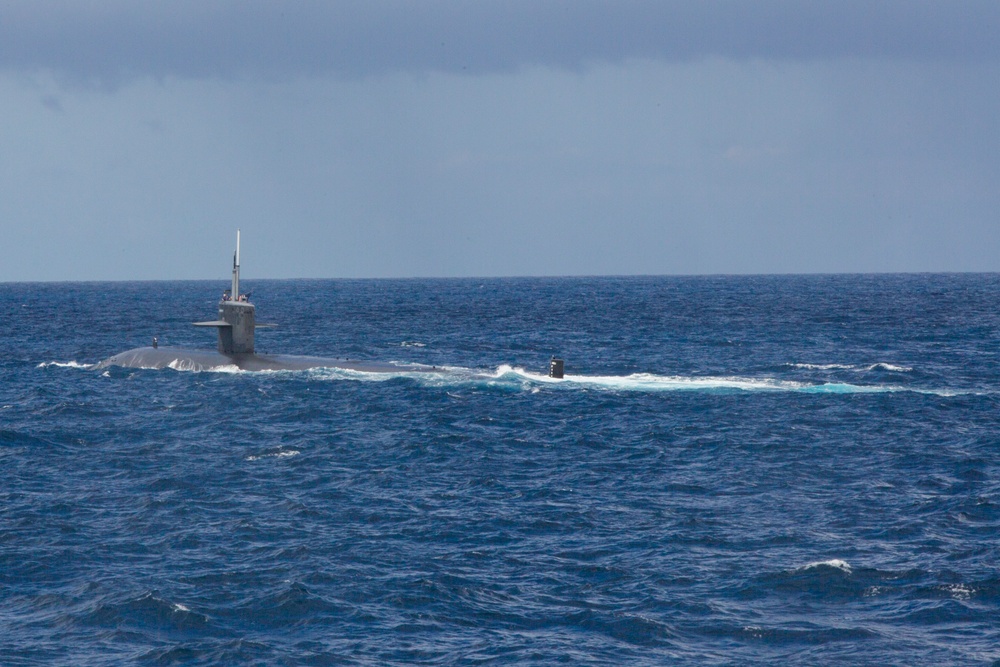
<box><xmin>2</xmin><ymin>275</ymin><xmax>1000</xmax><ymax>665</ymax></box>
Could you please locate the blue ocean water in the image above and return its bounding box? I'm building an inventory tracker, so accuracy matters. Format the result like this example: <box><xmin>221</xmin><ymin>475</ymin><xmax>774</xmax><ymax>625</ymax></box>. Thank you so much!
<box><xmin>2</xmin><ymin>274</ymin><xmax>999</xmax><ymax>665</ymax></box>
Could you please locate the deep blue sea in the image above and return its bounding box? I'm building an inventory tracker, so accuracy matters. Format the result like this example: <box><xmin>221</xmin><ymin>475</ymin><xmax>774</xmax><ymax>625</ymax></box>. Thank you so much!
<box><xmin>2</xmin><ymin>274</ymin><xmax>1000</xmax><ymax>665</ymax></box>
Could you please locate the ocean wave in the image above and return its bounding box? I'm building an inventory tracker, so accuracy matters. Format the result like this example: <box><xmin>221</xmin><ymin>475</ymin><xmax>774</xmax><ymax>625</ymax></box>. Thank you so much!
<box><xmin>801</xmin><ymin>559</ymin><xmax>853</xmax><ymax>573</ymax></box>
<box><xmin>37</xmin><ymin>360</ymin><xmax>97</xmax><ymax>370</ymax></box>
<box><xmin>83</xmin><ymin>590</ymin><xmax>211</xmax><ymax>633</ymax></box>
<box><xmin>787</xmin><ymin>362</ymin><xmax>913</xmax><ymax>373</ymax></box>
<box><xmin>868</xmin><ymin>363</ymin><xmax>913</xmax><ymax>372</ymax></box>
<box><xmin>166</xmin><ymin>358</ymin><xmax>242</xmax><ymax>373</ymax></box>
<box><xmin>738</xmin><ymin>559</ymin><xmax>864</xmax><ymax>603</ymax></box>
<box><xmin>727</xmin><ymin>623</ymin><xmax>875</xmax><ymax>645</ymax></box>
<box><xmin>245</xmin><ymin>449</ymin><xmax>300</xmax><ymax>461</ymax></box>
<box><xmin>941</xmin><ymin>584</ymin><xmax>974</xmax><ymax>600</ymax></box>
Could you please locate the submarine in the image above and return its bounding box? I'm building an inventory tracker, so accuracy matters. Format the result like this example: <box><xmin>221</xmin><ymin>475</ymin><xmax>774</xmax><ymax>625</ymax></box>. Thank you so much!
<box><xmin>96</xmin><ymin>231</ymin><xmax>437</xmax><ymax>373</ymax></box>
<box><xmin>97</xmin><ymin>231</ymin><xmax>566</xmax><ymax>377</ymax></box>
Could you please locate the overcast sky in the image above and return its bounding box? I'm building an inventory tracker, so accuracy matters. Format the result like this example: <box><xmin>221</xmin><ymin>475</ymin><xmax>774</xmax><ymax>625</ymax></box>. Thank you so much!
<box><xmin>2</xmin><ymin>1</ymin><xmax>999</xmax><ymax>281</ymax></box>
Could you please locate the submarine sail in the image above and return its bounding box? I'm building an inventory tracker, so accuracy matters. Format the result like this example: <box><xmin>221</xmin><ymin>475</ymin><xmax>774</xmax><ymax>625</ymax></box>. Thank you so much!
<box><xmin>193</xmin><ymin>230</ymin><xmax>261</xmax><ymax>355</ymax></box>
<box><xmin>96</xmin><ymin>232</ymin><xmax>434</xmax><ymax>373</ymax></box>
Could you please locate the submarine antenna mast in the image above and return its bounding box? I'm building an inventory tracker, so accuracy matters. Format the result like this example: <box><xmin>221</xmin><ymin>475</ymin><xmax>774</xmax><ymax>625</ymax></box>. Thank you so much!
<box><xmin>231</xmin><ymin>229</ymin><xmax>240</xmax><ymax>301</ymax></box>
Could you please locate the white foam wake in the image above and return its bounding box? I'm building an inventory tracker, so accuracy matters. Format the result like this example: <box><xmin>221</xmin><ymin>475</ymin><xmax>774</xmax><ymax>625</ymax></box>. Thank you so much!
<box><xmin>217</xmin><ymin>363</ymin><xmax>968</xmax><ymax>396</ymax></box>
<box><xmin>44</xmin><ymin>356</ymin><xmax>965</xmax><ymax>396</ymax></box>
<box><xmin>496</xmin><ymin>366</ymin><xmax>807</xmax><ymax>392</ymax></box>
<box><xmin>787</xmin><ymin>362</ymin><xmax>913</xmax><ymax>373</ymax></box>
<box><xmin>38</xmin><ymin>360</ymin><xmax>96</xmax><ymax>370</ymax></box>
<box><xmin>489</xmin><ymin>365</ymin><xmax>915</xmax><ymax>394</ymax></box>
<box><xmin>166</xmin><ymin>358</ymin><xmax>242</xmax><ymax>373</ymax></box>
<box><xmin>302</xmin><ymin>365</ymin><xmax>464</xmax><ymax>383</ymax></box>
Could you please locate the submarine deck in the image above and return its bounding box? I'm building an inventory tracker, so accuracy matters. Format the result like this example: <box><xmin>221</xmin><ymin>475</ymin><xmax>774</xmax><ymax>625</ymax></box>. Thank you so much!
<box><xmin>96</xmin><ymin>346</ymin><xmax>440</xmax><ymax>373</ymax></box>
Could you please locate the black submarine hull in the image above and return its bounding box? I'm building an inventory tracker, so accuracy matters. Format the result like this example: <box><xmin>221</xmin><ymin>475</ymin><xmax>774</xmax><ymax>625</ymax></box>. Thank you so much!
<box><xmin>96</xmin><ymin>346</ymin><xmax>438</xmax><ymax>373</ymax></box>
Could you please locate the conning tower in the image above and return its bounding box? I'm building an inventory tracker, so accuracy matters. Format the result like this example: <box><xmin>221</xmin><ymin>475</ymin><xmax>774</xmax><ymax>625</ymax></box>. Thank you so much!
<box><xmin>194</xmin><ymin>230</ymin><xmax>260</xmax><ymax>355</ymax></box>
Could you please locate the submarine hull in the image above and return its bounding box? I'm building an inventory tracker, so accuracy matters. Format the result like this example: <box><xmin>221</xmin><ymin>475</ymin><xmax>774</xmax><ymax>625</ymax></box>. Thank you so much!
<box><xmin>98</xmin><ymin>233</ymin><xmax>447</xmax><ymax>375</ymax></box>
<box><xmin>96</xmin><ymin>346</ymin><xmax>436</xmax><ymax>373</ymax></box>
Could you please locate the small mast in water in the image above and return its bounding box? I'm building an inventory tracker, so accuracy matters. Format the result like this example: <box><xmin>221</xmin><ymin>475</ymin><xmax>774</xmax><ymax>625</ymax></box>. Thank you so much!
<box><xmin>231</xmin><ymin>228</ymin><xmax>241</xmax><ymax>302</ymax></box>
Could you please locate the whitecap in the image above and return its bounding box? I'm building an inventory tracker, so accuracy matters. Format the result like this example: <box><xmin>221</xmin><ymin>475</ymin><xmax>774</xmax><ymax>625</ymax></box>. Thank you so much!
<box><xmin>787</xmin><ymin>363</ymin><xmax>856</xmax><ymax>371</ymax></box>
<box><xmin>865</xmin><ymin>363</ymin><xmax>913</xmax><ymax>372</ymax></box>
<box><xmin>799</xmin><ymin>383</ymin><xmax>895</xmax><ymax>394</ymax></box>
<box><xmin>246</xmin><ymin>449</ymin><xmax>300</xmax><ymax>462</ymax></box>
<box><xmin>801</xmin><ymin>559</ymin><xmax>852</xmax><ymax>573</ymax></box>
<box><xmin>788</xmin><ymin>362</ymin><xmax>912</xmax><ymax>373</ymax></box>
<box><xmin>942</xmin><ymin>583</ymin><xmax>973</xmax><ymax>600</ymax></box>
<box><xmin>37</xmin><ymin>360</ymin><xmax>95</xmax><ymax>370</ymax></box>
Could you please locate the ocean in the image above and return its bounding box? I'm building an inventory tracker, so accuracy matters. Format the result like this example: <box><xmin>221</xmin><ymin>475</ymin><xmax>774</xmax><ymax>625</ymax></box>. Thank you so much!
<box><xmin>2</xmin><ymin>274</ymin><xmax>999</xmax><ymax>665</ymax></box>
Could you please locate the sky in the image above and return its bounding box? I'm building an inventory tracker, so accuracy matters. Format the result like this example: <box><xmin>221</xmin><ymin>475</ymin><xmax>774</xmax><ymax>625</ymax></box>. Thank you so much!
<box><xmin>2</xmin><ymin>0</ymin><xmax>999</xmax><ymax>281</ymax></box>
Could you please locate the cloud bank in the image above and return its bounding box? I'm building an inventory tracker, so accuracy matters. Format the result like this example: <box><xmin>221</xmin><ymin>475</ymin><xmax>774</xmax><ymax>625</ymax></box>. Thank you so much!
<box><xmin>2</xmin><ymin>0</ymin><xmax>999</xmax><ymax>86</ymax></box>
<box><xmin>2</xmin><ymin>2</ymin><xmax>998</xmax><ymax>280</ymax></box>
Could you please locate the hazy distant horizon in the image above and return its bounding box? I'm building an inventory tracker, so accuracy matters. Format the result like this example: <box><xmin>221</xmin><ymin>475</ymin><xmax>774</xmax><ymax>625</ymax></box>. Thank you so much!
<box><xmin>6</xmin><ymin>270</ymin><xmax>999</xmax><ymax>287</ymax></box>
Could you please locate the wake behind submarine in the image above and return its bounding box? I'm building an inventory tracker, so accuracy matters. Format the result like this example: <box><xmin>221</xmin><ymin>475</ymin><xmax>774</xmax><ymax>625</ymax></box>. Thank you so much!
<box><xmin>97</xmin><ymin>231</ymin><xmax>566</xmax><ymax>377</ymax></box>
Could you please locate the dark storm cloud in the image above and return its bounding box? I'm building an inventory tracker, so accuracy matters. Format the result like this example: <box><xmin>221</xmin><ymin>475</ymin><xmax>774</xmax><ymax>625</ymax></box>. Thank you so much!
<box><xmin>2</xmin><ymin>0</ymin><xmax>999</xmax><ymax>85</ymax></box>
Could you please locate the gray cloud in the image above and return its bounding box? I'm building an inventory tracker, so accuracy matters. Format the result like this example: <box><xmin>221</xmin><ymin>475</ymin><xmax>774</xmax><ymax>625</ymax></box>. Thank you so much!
<box><xmin>3</xmin><ymin>1</ymin><xmax>998</xmax><ymax>280</ymax></box>
<box><xmin>2</xmin><ymin>0</ymin><xmax>999</xmax><ymax>86</ymax></box>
